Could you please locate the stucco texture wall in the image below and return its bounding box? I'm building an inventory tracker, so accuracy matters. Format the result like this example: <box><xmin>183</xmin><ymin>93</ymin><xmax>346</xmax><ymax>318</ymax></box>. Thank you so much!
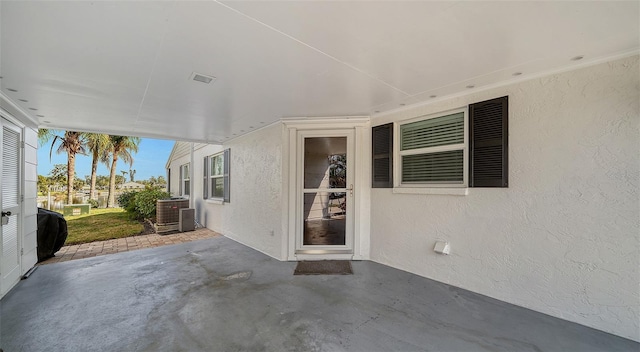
<box><xmin>222</xmin><ymin>124</ymin><xmax>284</xmax><ymax>259</ymax></box>
<box><xmin>369</xmin><ymin>55</ymin><xmax>639</xmax><ymax>341</ymax></box>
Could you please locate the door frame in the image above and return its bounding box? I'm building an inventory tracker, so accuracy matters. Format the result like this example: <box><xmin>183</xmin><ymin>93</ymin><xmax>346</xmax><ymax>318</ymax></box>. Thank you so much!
<box><xmin>296</xmin><ymin>129</ymin><xmax>355</xmax><ymax>254</ymax></box>
<box><xmin>0</xmin><ymin>116</ymin><xmax>24</xmax><ymax>296</ymax></box>
<box><xmin>282</xmin><ymin>117</ymin><xmax>370</xmax><ymax>261</ymax></box>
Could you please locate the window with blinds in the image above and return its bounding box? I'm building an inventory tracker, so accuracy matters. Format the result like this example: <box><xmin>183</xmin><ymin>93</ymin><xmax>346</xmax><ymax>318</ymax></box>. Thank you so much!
<box><xmin>203</xmin><ymin>149</ymin><xmax>230</xmax><ymax>202</ymax></box>
<box><xmin>180</xmin><ymin>163</ymin><xmax>190</xmax><ymax>196</ymax></box>
<box><xmin>399</xmin><ymin>110</ymin><xmax>467</xmax><ymax>186</ymax></box>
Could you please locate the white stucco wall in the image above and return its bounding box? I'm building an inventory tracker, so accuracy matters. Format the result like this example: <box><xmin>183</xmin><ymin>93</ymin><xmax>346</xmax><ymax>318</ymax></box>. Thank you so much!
<box><xmin>221</xmin><ymin>124</ymin><xmax>284</xmax><ymax>259</ymax></box>
<box><xmin>369</xmin><ymin>55</ymin><xmax>639</xmax><ymax>341</ymax></box>
<box><xmin>167</xmin><ymin>125</ymin><xmax>285</xmax><ymax>259</ymax></box>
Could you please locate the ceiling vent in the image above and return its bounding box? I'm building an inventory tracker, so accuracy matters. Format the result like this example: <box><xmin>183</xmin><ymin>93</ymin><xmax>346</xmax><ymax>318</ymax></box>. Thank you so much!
<box><xmin>190</xmin><ymin>72</ymin><xmax>216</xmax><ymax>84</ymax></box>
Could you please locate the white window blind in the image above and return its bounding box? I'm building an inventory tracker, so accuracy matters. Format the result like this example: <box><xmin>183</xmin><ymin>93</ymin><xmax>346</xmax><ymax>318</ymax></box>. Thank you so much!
<box><xmin>2</xmin><ymin>126</ymin><xmax>19</xmax><ymax>207</ymax></box>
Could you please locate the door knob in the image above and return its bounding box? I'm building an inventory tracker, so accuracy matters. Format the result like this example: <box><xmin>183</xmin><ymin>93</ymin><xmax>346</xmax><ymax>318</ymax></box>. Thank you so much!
<box><xmin>346</xmin><ymin>184</ymin><xmax>354</xmax><ymax>197</ymax></box>
<box><xmin>1</xmin><ymin>211</ymin><xmax>9</xmax><ymax>225</ymax></box>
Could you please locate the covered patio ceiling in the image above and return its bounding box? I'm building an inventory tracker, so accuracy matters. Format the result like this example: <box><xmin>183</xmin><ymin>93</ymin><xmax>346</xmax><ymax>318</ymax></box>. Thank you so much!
<box><xmin>0</xmin><ymin>1</ymin><xmax>638</xmax><ymax>143</ymax></box>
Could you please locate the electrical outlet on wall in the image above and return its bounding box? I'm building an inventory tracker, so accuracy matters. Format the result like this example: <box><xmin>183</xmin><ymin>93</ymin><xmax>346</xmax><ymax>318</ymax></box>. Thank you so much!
<box><xmin>434</xmin><ymin>241</ymin><xmax>450</xmax><ymax>255</ymax></box>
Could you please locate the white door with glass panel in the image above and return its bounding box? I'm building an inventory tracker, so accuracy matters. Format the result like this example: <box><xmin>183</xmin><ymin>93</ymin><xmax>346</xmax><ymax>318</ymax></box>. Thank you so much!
<box><xmin>1</xmin><ymin>118</ymin><xmax>22</xmax><ymax>296</ymax></box>
<box><xmin>296</xmin><ymin>129</ymin><xmax>355</xmax><ymax>255</ymax></box>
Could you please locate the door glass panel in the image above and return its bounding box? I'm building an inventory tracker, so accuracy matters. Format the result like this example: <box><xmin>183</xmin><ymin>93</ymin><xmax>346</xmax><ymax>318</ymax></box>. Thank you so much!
<box><xmin>303</xmin><ymin>192</ymin><xmax>346</xmax><ymax>245</ymax></box>
<box><xmin>304</xmin><ymin>137</ymin><xmax>347</xmax><ymax>189</ymax></box>
<box><xmin>302</xmin><ymin>136</ymin><xmax>347</xmax><ymax>246</ymax></box>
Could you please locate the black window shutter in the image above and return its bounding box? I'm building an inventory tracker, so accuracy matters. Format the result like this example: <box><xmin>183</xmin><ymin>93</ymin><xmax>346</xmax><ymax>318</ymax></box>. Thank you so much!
<box><xmin>469</xmin><ymin>96</ymin><xmax>508</xmax><ymax>187</ymax></box>
<box><xmin>203</xmin><ymin>157</ymin><xmax>209</xmax><ymax>199</ymax></box>
<box><xmin>223</xmin><ymin>149</ymin><xmax>230</xmax><ymax>203</ymax></box>
<box><xmin>166</xmin><ymin>168</ymin><xmax>171</xmax><ymax>193</ymax></box>
<box><xmin>372</xmin><ymin>123</ymin><xmax>394</xmax><ymax>188</ymax></box>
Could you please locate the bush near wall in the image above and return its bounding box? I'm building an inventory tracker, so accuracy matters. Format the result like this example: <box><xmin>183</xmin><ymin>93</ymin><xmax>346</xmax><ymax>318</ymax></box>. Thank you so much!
<box><xmin>117</xmin><ymin>189</ymin><xmax>170</xmax><ymax>221</ymax></box>
<box><xmin>87</xmin><ymin>199</ymin><xmax>99</xmax><ymax>209</ymax></box>
<box><xmin>117</xmin><ymin>191</ymin><xmax>138</xmax><ymax>212</ymax></box>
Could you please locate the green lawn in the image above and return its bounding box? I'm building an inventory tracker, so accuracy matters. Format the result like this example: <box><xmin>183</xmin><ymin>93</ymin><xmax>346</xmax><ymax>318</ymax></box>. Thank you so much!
<box><xmin>65</xmin><ymin>208</ymin><xmax>144</xmax><ymax>245</ymax></box>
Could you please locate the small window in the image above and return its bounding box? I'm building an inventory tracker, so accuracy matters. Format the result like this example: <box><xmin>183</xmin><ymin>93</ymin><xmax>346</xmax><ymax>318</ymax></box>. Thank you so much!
<box><xmin>398</xmin><ymin>109</ymin><xmax>467</xmax><ymax>187</ymax></box>
<box><xmin>209</xmin><ymin>153</ymin><xmax>224</xmax><ymax>198</ymax></box>
<box><xmin>203</xmin><ymin>149</ymin><xmax>230</xmax><ymax>202</ymax></box>
<box><xmin>180</xmin><ymin>163</ymin><xmax>190</xmax><ymax>196</ymax></box>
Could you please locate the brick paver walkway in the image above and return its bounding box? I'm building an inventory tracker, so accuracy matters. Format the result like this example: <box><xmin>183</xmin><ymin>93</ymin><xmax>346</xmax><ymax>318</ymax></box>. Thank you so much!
<box><xmin>39</xmin><ymin>228</ymin><xmax>220</xmax><ymax>265</ymax></box>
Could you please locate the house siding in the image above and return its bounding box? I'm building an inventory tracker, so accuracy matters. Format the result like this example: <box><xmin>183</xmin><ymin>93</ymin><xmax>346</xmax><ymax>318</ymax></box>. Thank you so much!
<box><xmin>22</xmin><ymin>127</ymin><xmax>38</xmax><ymax>270</ymax></box>
<box><xmin>0</xmin><ymin>99</ymin><xmax>39</xmax><ymax>299</ymax></box>
<box><xmin>369</xmin><ymin>55</ymin><xmax>639</xmax><ymax>341</ymax></box>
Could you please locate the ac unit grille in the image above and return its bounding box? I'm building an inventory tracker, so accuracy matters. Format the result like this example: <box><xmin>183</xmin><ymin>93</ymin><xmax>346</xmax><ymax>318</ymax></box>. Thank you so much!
<box><xmin>156</xmin><ymin>199</ymin><xmax>189</xmax><ymax>224</ymax></box>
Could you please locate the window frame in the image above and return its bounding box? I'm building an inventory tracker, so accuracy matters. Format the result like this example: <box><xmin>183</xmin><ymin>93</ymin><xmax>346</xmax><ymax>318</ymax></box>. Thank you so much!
<box><xmin>203</xmin><ymin>149</ymin><xmax>230</xmax><ymax>203</ymax></box>
<box><xmin>180</xmin><ymin>163</ymin><xmax>190</xmax><ymax>197</ymax></box>
<box><xmin>394</xmin><ymin>107</ymin><xmax>469</xmax><ymax>191</ymax></box>
<box><xmin>206</xmin><ymin>152</ymin><xmax>225</xmax><ymax>200</ymax></box>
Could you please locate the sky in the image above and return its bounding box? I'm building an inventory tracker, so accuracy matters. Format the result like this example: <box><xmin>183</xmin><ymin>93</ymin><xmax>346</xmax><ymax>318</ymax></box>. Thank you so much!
<box><xmin>37</xmin><ymin>138</ymin><xmax>175</xmax><ymax>182</ymax></box>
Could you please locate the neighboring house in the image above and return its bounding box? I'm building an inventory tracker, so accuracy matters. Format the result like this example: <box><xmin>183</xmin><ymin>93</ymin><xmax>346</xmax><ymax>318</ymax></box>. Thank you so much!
<box><xmin>120</xmin><ymin>182</ymin><xmax>145</xmax><ymax>190</ymax></box>
<box><xmin>167</xmin><ymin>56</ymin><xmax>639</xmax><ymax>342</ymax></box>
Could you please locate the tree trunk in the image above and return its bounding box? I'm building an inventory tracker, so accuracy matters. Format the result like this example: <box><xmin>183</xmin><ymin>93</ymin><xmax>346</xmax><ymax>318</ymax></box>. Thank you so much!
<box><xmin>67</xmin><ymin>152</ymin><xmax>75</xmax><ymax>204</ymax></box>
<box><xmin>90</xmin><ymin>150</ymin><xmax>98</xmax><ymax>200</ymax></box>
<box><xmin>107</xmin><ymin>155</ymin><xmax>119</xmax><ymax>208</ymax></box>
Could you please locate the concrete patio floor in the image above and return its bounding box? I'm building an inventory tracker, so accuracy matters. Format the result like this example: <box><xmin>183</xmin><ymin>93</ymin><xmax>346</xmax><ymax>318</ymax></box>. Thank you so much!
<box><xmin>1</xmin><ymin>236</ymin><xmax>637</xmax><ymax>352</ymax></box>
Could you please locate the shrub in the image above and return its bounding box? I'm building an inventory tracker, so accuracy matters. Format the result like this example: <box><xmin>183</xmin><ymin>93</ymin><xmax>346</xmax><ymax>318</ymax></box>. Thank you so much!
<box><xmin>117</xmin><ymin>191</ymin><xmax>138</xmax><ymax>212</ymax></box>
<box><xmin>87</xmin><ymin>199</ymin><xmax>99</xmax><ymax>209</ymax></box>
<box><xmin>130</xmin><ymin>189</ymin><xmax>170</xmax><ymax>221</ymax></box>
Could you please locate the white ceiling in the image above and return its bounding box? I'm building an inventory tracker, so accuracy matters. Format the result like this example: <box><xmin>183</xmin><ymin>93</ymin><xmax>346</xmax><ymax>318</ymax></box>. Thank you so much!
<box><xmin>1</xmin><ymin>1</ymin><xmax>638</xmax><ymax>143</ymax></box>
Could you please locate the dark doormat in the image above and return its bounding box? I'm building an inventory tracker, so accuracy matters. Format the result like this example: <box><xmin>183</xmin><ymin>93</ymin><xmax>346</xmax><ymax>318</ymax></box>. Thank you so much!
<box><xmin>294</xmin><ymin>260</ymin><xmax>353</xmax><ymax>275</ymax></box>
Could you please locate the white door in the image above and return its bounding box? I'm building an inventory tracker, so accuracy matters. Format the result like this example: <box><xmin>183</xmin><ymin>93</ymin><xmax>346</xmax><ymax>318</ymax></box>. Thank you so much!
<box><xmin>1</xmin><ymin>118</ymin><xmax>22</xmax><ymax>296</ymax></box>
<box><xmin>296</xmin><ymin>129</ymin><xmax>355</xmax><ymax>256</ymax></box>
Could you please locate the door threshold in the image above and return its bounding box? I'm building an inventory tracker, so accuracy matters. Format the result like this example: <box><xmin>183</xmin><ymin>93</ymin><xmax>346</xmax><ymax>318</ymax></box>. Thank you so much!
<box><xmin>295</xmin><ymin>252</ymin><xmax>354</xmax><ymax>261</ymax></box>
<box><xmin>296</xmin><ymin>249</ymin><xmax>353</xmax><ymax>255</ymax></box>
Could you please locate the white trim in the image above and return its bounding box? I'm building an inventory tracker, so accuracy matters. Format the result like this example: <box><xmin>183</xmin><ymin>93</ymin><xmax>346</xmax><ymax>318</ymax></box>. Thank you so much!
<box><xmin>189</xmin><ymin>143</ymin><xmax>195</xmax><ymax>208</ymax></box>
<box><xmin>284</xmin><ymin>117</ymin><xmax>370</xmax><ymax>261</ymax></box>
<box><xmin>401</xmin><ymin>143</ymin><xmax>465</xmax><ymax>157</ymax></box>
<box><xmin>165</xmin><ymin>142</ymin><xmax>179</xmax><ymax>169</ymax></box>
<box><xmin>394</xmin><ymin>107</ymin><xmax>469</xmax><ymax>189</ymax></box>
<box><xmin>0</xmin><ymin>93</ymin><xmax>38</xmax><ymax>128</ymax></box>
<box><xmin>294</xmin><ymin>129</ymin><xmax>355</xmax><ymax>254</ymax></box>
<box><xmin>205</xmin><ymin>151</ymin><xmax>225</xmax><ymax>199</ymax></box>
<box><xmin>205</xmin><ymin>199</ymin><xmax>224</xmax><ymax>205</ymax></box>
<box><xmin>282</xmin><ymin>116</ymin><xmax>369</xmax><ymax>129</ymax></box>
<box><xmin>294</xmin><ymin>253</ymin><xmax>355</xmax><ymax>261</ymax></box>
<box><xmin>0</xmin><ymin>116</ymin><xmax>25</xmax><ymax>298</ymax></box>
<box><xmin>371</xmin><ymin>49</ymin><xmax>640</xmax><ymax>119</ymax></box>
<box><xmin>285</xmin><ymin>127</ymin><xmax>297</xmax><ymax>260</ymax></box>
<box><xmin>179</xmin><ymin>163</ymin><xmax>190</xmax><ymax>198</ymax></box>
<box><xmin>222</xmin><ymin>120</ymin><xmax>281</xmax><ymax>144</ymax></box>
<box><xmin>393</xmin><ymin>187</ymin><xmax>469</xmax><ymax>196</ymax></box>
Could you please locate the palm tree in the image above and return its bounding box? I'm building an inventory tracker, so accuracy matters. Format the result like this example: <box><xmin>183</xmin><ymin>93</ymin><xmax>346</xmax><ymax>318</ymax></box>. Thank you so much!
<box><xmin>84</xmin><ymin>133</ymin><xmax>111</xmax><ymax>200</ymax></box>
<box><xmin>37</xmin><ymin>129</ymin><xmax>55</xmax><ymax>146</ymax></box>
<box><xmin>49</xmin><ymin>131</ymin><xmax>86</xmax><ymax>204</ymax></box>
<box><xmin>106</xmin><ymin>136</ymin><xmax>140</xmax><ymax>207</ymax></box>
